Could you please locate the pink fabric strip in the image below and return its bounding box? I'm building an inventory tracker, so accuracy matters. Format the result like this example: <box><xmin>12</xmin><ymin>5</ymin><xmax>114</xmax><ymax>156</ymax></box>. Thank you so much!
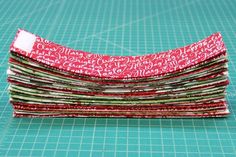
<box><xmin>10</xmin><ymin>29</ymin><xmax>226</xmax><ymax>79</ymax></box>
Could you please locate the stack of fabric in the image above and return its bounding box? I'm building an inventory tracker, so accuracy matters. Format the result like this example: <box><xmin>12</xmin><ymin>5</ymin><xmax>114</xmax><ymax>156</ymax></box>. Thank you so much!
<box><xmin>8</xmin><ymin>29</ymin><xmax>229</xmax><ymax>118</ymax></box>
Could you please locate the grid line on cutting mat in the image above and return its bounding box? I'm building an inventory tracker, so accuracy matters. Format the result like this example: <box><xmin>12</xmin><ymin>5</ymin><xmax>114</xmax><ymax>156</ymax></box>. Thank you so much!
<box><xmin>0</xmin><ymin>0</ymin><xmax>236</xmax><ymax>156</ymax></box>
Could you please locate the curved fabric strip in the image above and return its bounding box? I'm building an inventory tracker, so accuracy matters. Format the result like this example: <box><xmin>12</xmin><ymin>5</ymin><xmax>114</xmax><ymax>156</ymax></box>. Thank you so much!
<box><xmin>10</xmin><ymin>29</ymin><xmax>226</xmax><ymax>79</ymax></box>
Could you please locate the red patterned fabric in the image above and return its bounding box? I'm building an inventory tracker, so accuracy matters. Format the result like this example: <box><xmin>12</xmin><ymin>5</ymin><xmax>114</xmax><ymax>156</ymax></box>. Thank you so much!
<box><xmin>10</xmin><ymin>29</ymin><xmax>226</xmax><ymax>79</ymax></box>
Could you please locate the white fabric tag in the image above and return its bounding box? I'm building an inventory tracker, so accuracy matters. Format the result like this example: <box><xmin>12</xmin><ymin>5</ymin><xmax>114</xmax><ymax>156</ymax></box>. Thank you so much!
<box><xmin>13</xmin><ymin>30</ymin><xmax>36</xmax><ymax>53</ymax></box>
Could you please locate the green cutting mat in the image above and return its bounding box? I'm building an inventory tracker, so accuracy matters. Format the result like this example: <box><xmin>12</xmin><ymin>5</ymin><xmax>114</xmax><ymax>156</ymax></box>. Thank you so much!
<box><xmin>0</xmin><ymin>0</ymin><xmax>236</xmax><ymax>156</ymax></box>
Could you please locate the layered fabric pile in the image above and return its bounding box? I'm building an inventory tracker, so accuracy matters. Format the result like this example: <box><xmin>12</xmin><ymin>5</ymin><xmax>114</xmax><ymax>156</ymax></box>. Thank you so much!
<box><xmin>7</xmin><ymin>29</ymin><xmax>230</xmax><ymax>118</ymax></box>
